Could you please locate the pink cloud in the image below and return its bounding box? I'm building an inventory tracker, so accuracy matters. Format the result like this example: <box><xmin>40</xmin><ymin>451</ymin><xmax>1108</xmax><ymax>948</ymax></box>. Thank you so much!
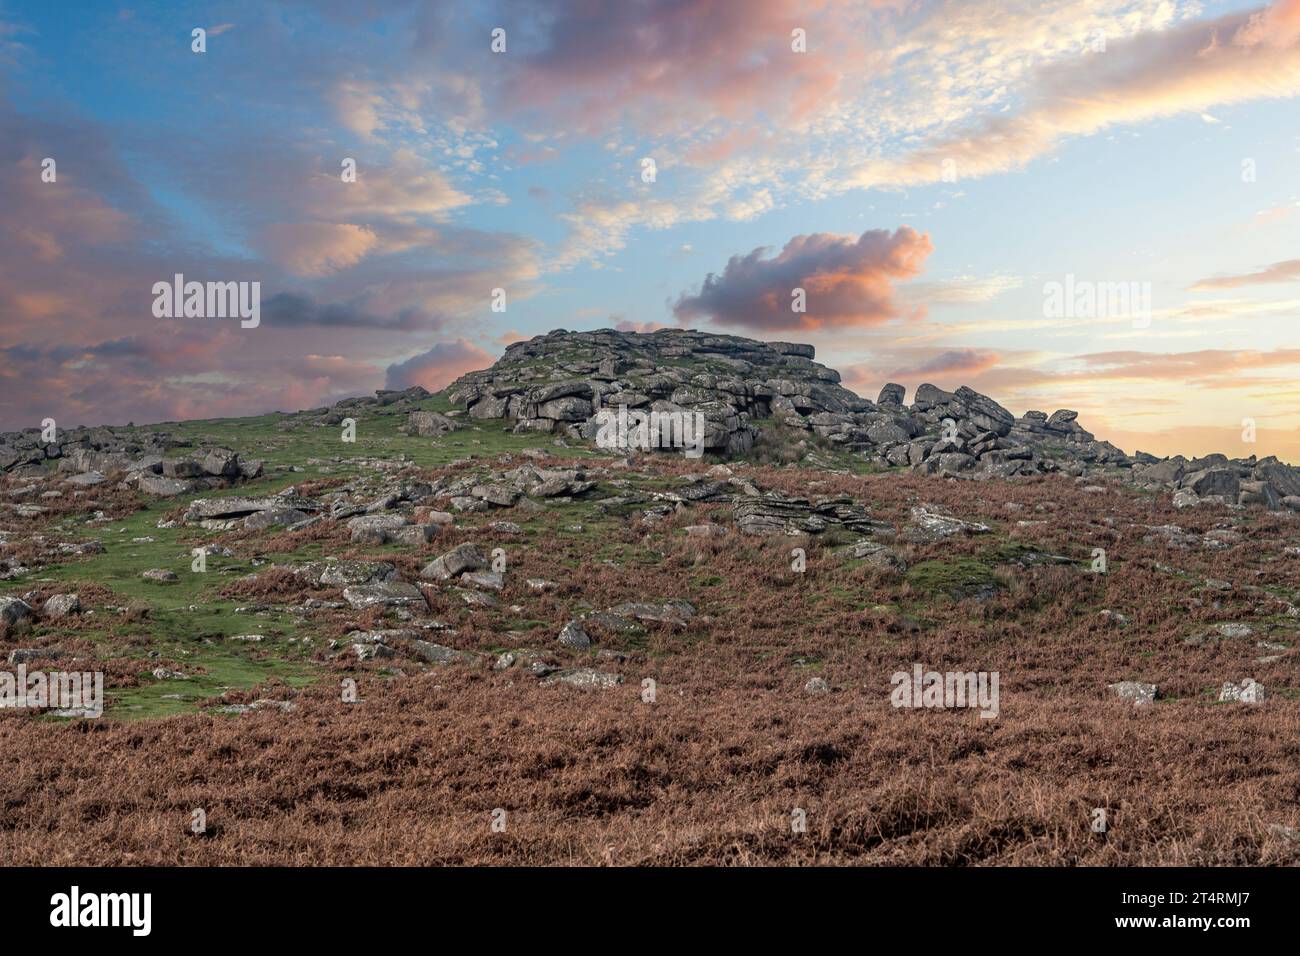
<box><xmin>1191</xmin><ymin>258</ymin><xmax>1300</xmax><ymax>289</ymax></box>
<box><xmin>673</xmin><ymin>227</ymin><xmax>933</xmax><ymax>332</ymax></box>
<box><xmin>384</xmin><ymin>340</ymin><xmax>495</xmax><ymax>392</ymax></box>
<box><xmin>852</xmin><ymin>0</ymin><xmax>1300</xmax><ymax>189</ymax></box>
<box><xmin>255</xmin><ymin>222</ymin><xmax>379</xmax><ymax>277</ymax></box>
<box><xmin>841</xmin><ymin>347</ymin><xmax>1003</xmax><ymax>396</ymax></box>
<box><xmin>502</xmin><ymin>0</ymin><xmax>859</xmax><ymax>133</ymax></box>
<box><xmin>614</xmin><ymin>319</ymin><xmax>672</xmax><ymax>333</ymax></box>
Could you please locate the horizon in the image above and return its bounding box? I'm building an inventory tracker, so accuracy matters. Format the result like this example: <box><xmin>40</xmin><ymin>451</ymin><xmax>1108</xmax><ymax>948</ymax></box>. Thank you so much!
<box><xmin>14</xmin><ymin>321</ymin><xmax>1296</xmax><ymax>465</ymax></box>
<box><xmin>3</xmin><ymin>0</ymin><xmax>1300</xmax><ymax>463</ymax></box>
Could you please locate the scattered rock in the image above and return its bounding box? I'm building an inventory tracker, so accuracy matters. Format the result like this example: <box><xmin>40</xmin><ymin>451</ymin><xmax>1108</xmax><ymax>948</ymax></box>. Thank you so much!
<box><xmin>1215</xmin><ymin>623</ymin><xmax>1254</xmax><ymax>639</ymax></box>
<box><xmin>904</xmin><ymin>507</ymin><xmax>990</xmax><ymax>542</ymax></box>
<box><xmin>347</xmin><ymin>513</ymin><xmax>411</xmax><ymax>544</ymax></box>
<box><xmin>1108</xmin><ymin>681</ymin><xmax>1157</xmax><ymax>706</ymax></box>
<box><xmin>245</xmin><ymin>508</ymin><xmax>311</xmax><ymax>531</ymax></box>
<box><xmin>844</xmin><ymin>540</ymin><xmax>905</xmax><ymax>570</ymax></box>
<box><xmin>456</xmin><ymin>588</ymin><xmax>499</xmax><ymax>608</ymax></box>
<box><xmin>607</xmin><ymin>600</ymin><xmax>696</xmax><ymax>626</ymax></box>
<box><xmin>540</xmin><ymin>668</ymin><xmax>623</xmax><ymax>689</ymax></box>
<box><xmin>0</xmin><ymin>596</ymin><xmax>35</xmax><ymax>632</ymax></box>
<box><xmin>43</xmin><ymin>593</ymin><xmax>81</xmax><ymax>619</ymax></box>
<box><xmin>420</xmin><ymin>543</ymin><xmax>488</xmax><ymax>581</ymax></box>
<box><xmin>1218</xmin><ymin>679</ymin><xmax>1266</xmax><ymax>704</ymax></box>
<box><xmin>342</xmin><ymin>581</ymin><xmax>427</xmax><ymax>610</ymax></box>
<box><xmin>8</xmin><ymin>646</ymin><xmax>60</xmax><ymax>665</ymax></box>
<box><xmin>461</xmin><ymin>570</ymin><xmax>504</xmax><ymax>591</ymax></box>
<box><xmin>557</xmin><ymin>619</ymin><xmax>592</xmax><ymax>650</ymax></box>
<box><xmin>409</xmin><ymin>640</ymin><xmax>480</xmax><ymax>665</ymax></box>
<box><xmin>734</xmin><ymin>493</ymin><xmax>881</xmax><ymax>536</ymax></box>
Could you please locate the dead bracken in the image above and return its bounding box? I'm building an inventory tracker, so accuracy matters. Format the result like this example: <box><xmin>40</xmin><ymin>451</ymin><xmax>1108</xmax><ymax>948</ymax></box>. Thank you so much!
<box><xmin>0</xmin><ymin>329</ymin><xmax>1297</xmax><ymax>866</ymax></box>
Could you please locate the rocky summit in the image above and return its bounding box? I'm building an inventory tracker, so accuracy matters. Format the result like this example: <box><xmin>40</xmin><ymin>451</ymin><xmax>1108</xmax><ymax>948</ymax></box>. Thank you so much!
<box><xmin>5</xmin><ymin>327</ymin><xmax>1298</xmax><ymax>515</ymax></box>
<box><xmin>443</xmin><ymin>328</ymin><xmax>1300</xmax><ymax>509</ymax></box>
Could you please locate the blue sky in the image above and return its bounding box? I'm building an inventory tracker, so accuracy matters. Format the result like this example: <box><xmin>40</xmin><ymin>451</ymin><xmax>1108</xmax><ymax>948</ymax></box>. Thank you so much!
<box><xmin>2</xmin><ymin>0</ymin><xmax>1299</xmax><ymax>459</ymax></box>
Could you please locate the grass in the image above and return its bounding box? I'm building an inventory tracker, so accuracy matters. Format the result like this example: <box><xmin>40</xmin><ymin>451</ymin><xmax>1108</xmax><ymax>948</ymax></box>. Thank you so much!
<box><xmin>3</xmin><ymin>395</ymin><xmax>1300</xmax><ymax>864</ymax></box>
<box><xmin>905</xmin><ymin>558</ymin><xmax>1001</xmax><ymax>599</ymax></box>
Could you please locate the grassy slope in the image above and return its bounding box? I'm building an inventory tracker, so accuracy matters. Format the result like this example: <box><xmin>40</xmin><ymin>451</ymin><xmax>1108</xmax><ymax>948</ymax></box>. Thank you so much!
<box><xmin>3</xmin><ymin>389</ymin><xmax>1300</xmax><ymax>863</ymax></box>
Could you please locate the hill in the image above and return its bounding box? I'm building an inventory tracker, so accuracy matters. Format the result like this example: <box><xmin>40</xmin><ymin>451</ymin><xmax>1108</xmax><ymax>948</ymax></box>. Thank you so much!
<box><xmin>0</xmin><ymin>328</ymin><xmax>1298</xmax><ymax>865</ymax></box>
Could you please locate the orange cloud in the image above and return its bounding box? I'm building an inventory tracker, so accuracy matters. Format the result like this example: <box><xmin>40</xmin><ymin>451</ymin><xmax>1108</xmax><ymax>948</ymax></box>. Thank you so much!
<box><xmin>673</xmin><ymin>227</ymin><xmax>932</xmax><ymax>332</ymax></box>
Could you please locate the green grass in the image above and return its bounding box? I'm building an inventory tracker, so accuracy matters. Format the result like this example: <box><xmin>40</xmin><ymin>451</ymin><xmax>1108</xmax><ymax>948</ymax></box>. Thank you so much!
<box><xmin>114</xmin><ymin>394</ymin><xmax>606</xmax><ymax>474</ymax></box>
<box><xmin>905</xmin><ymin>558</ymin><xmax>1001</xmax><ymax>599</ymax></box>
<box><xmin>15</xmin><ymin>463</ymin><xmax>330</xmax><ymax>717</ymax></box>
<box><xmin>109</xmin><ymin>646</ymin><xmax>317</xmax><ymax>719</ymax></box>
<box><xmin>8</xmin><ymin>392</ymin><xmax>911</xmax><ymax>719</ymax></box>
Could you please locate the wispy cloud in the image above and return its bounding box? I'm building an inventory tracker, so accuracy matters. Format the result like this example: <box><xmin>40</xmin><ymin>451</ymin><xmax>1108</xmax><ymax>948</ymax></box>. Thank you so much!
<box><xmin>1191</xmin><ymin>258</ymin><xmax>1300</xmax><ymax>289</ymax></box>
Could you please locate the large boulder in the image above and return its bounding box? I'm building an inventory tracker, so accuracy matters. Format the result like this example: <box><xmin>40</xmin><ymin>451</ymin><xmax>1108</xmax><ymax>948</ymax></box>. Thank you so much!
<box><xmin>877</xmin><ymin>383</ymin><xmax>905</xmax><ymax>405</ymax></box>
<box><xmin>43</xmin><ymin>593</ymin><xmax>81</xmax><ymax>619</ymax></box>
<box><xmin>1185</xmin><ymin>468</ymin><xmax>1240</xmax><ymax>499</ymax></box>
<box><xmin>0</xmin><ymin>596</ymin><xmax>34</xmax><ymax>634</ymax></box>
<box><xmin>420</xmin><ymin>543</ymin><xmax>489</xmax><ymax>581</ymax></box>
<box><xmin>1255</xmin><ymin>461</ymin><xmax>1300</xmax><ymax>498</ymax></box>
<box><xmin>201</xmin><ymin>448</ymin><xmax>241</xmax><ymax>477</ymax></box>
<box><xmin>139</xmin><ymin>474</ymin><xmax>196</xmax><ymax>497</ymax></box>
<box><xmin>342</xmin><ymin>581</ymin><xmax>427</xmax><ymax>610</ymax></box>
<box><xmin>347</xmin><ymin>513</ymin><xmax>411</xmax><ymax>544</ymax></box>
<box><xmin>406</xmin><ymin>411</ymin><xmax>459</xmax><ymax>436</ymax></box>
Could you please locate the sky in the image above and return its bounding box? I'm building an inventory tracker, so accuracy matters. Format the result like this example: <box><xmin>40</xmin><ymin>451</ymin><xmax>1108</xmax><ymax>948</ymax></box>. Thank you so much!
<box><xmin>2</xmin><ymin>0</ymin><xmax>1299</xmax><ymax>462</ymax></box>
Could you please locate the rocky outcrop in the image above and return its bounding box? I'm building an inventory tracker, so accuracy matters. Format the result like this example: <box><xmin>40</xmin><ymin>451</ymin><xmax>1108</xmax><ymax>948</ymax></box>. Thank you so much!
<box><xmin>0</xmin><ymin>420</ymin><xmax>271</xmax><ymax>494</ymax></box>
<box><xmin>447</xmin><ymin>328</ymin><xmax>867</xmax><ymax>456</ymax></box>
<box><xmin>443</xmin><ymin>329</ymin><xmax>1122</xmax><ymax>480</ymax></box>
<box><xmin>733</xmin><ymin>493</ymin><xmax>888</xmax><ymax>536</ymax></box>
<box><xmin>0</xmin><ymin>384</ymin><xmax>440</xmax><ymax>486</ymax></box>
<box><xmin>1131</xmin><ymin>453</ymin><xmax>1300</xmax><ymax>511</ymax></box>
<box><xmin>443</xmin><ymin>328</ymin><xmax>1300</xmax><ymax>509</ymax></box>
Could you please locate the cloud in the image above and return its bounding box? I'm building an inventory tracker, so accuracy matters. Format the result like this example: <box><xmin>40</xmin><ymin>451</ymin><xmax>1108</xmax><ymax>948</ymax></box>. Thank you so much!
<box><xmin>260</xmin><ymin>292</ymin><xmax>423</xmax><ymax>330</ymax></box>
<box><xmin>0</xmin><ymin>89</ymin><xmax>540</xmax><ymax>430</ymax></box>
<box><xmin>553</xmin><ymin>195</ymin><xmax>702</xmax><ymax>270</ymax></box>
<box><xmin>849</xmin><ymin>0</ymin><xmax>1300</xmax><ymax>189</ymax></box>
<box><xmin>1076</xmin><ymin>348</ymin><xmax>1300</xmax><ymax>384</ymax></box>
<box><xmin>1191</xmin><ymin>258</ymin><xmax>1300</xmax><ymax>289</ymax></box>
<box><xmin>840</xmin><ymin>346</ymin><xmax>1006</xmax><ymax>395</ymax></box>
<box><xmin>615</xmin><ymin>319</ymin><xmax>672</xmax><ymax>333</ymax></box>
<box><xmin>306</xmin><ymin>159</ymin><xmax>472</xmax><ymax>221</ymax></box>
<box><xmin>499</xmin><ymin>0</ymin><xmax>854</xmax><ymax>133</ymax></box>
<box><xmin>673</xmin><ymin>227</ymin><xmax>933</xmax><ymax>331</ymax></box>
<box><xmin>900</xmin><ymin>348</ymin><xmax>1004</xmax><ymax>377</ymax></box>
<box><xmin>907</xmin><ymin>274</ymin><xmax>1023</xmax><ymax>304</ymax></box>
<box><xmin>384</xmin><ymin>340</ymin><xmax>495</xmax><ymax>391</ymax></box>
<box><xmin>255</xmin><ymin>222</ymin><xmax>379</xmax><ymax>277</ymax></box>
